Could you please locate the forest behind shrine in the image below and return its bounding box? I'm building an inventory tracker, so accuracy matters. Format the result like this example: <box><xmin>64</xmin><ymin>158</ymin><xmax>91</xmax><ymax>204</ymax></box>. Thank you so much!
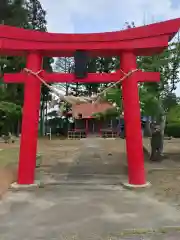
<box><xmin>0</xmin><ymin>0</ymin><xmax>180</xmax><ymax>137</ymax></box>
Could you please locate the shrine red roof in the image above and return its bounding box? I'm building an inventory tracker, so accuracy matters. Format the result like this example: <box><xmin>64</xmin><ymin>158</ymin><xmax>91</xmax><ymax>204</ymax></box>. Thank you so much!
<box><xmin>69</xmin><ymin>102</ymin><xmax>114</xmax><ymax>119</ymax></box>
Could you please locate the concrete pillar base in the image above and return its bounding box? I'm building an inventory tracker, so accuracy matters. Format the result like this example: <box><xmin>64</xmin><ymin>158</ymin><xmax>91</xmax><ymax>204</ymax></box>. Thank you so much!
<box><xmin>11</xmin><ymin>180</ymin><xmax>40</xmax><ymax>189</ymax></box>
<box><xmin>122</xmin><ymin>181</ymin><xmax>151</xmax><ymax>190</ymax></box>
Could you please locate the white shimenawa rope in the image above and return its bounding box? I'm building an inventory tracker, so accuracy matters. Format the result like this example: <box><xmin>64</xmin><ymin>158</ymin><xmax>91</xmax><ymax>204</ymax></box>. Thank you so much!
<box><xmin>23</xmin><ymin>68</ymin><xmax>138</xmax><ymax>105</ymax></box>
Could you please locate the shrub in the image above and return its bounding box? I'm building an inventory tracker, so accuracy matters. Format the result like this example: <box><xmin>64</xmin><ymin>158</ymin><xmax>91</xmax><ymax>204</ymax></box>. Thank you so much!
<box><xmin>165</xmin><ymin>122</ymin><xmax>180</xmax><ymax>138</ymax></box>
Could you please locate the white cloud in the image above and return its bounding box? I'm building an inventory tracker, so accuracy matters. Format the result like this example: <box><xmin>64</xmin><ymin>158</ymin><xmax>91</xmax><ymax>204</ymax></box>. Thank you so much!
<box><xmin>40</xmin><ymin>0</ymin><xmax>180</xmax><ymax>33</ymax></box>
<box><xmin>117</xmin><ymin>0</ymin><xmax>180</xmax><ymax>25</ymax></box>
<box><xmin>40</xmin><ymin>1</ymin><xmax>74</xmax><ymax>32</ymax></box>
<box><xmin>40</xmin><ymin>0</ymin><xmax>113</xmax><ymax>33</ymax></box>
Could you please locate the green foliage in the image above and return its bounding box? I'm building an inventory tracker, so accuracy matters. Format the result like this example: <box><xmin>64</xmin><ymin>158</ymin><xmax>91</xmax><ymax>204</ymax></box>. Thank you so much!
<box><xmin>167</xmin><ymin>105</ymin><xmax>180</xmax><ymax>123</ymax></box>
<box><xmin>162</xmin><ymin>92</ymin><xmax>178</xmax><ymax>113</ymax></box>
<box><xmin>0</xmin><ymin>101</ymin><xmax>21</xmax><ymax>134</ymax></box>
<box><xmin>104</xmin><ymin>88</ymin><xmax>122</xmax><ymax>108</ymax></box>
<box><xmin>139</xmin><ymin>87</ymin><xmax>162</xmax><ymax>118</ymax></box>
<box><xmin>164</xmin><ymin>104</ymin><xmax>180</xmax><ymax>138</ymax></box>
<box><xmin>165</xmin><ymin>123</ymin><xmax>180</xmax><ymax>138</ymax></box>
<box><xmin>0</xmin><ymin>0</ymin><xmax>28</xmax><ymax>26</ymax></box>
<box><xmin>0</xmin><ymin>0</ymin><xmax>51</xmax><ymax>135</ymax></box>
<box><xmin>138</xmin><ymin>40</ymin><xmax>180</xmax><ymax>116</ymax></box>
<box><xmin>0</xmin><ymin>101</ymin><xmax>21</xmax><ymax>117</ymax></box>
<box><xmin>25</xmin><ymin>0</ymin><xmax>47</xmax><ymax>31</ymax></box>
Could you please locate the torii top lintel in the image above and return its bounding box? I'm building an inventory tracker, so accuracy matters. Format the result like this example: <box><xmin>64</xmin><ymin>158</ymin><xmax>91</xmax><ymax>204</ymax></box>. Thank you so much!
<box><xmin>0</xmin><ymin>18</ymin><xmax>180</xmax><ymax>57</ymax></box>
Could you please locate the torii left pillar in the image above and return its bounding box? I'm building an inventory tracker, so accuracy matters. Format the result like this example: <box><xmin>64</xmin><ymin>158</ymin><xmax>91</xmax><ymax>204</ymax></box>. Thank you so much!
<box><xmin>18</xmin><ymin>52</ymin><xmax>42</xmax><ymax>184</ymax></box>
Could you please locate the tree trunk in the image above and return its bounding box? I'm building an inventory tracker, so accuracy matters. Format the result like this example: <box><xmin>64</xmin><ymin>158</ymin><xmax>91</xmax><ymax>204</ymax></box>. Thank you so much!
<box><xmin>65</xmin><ymin>83</ymin><xmax>69</xmax><ymax>136</ymax></box>
<box><xmin>45</xmin><ymin>100</ymin><xmax>48</xmax><ymax>135</ymax></box>
<box><xmin>39</xmin><ymin>100</ymin><xmax>44</xmax><ymax>137</ymax></box>
<box><xmin>17</xmin><ymin>119</ymin><xmax>20</xmax><ymax>137</ymax></box>
<box><xmin>159</xmin><ymin>115</ymin><xmax>166</xmax><ymax>154</ymax></box>
<box><xmin>144</xmin><ymin>118</ymin><xmax>152</xmax><ymax>137</ymax></box>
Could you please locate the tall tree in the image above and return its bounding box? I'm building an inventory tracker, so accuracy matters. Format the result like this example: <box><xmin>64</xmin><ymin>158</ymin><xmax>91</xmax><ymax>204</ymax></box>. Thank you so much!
<box><xmin>25</xmin><ymin>0</ymin><xmax>47</xmax><ymax>30</ymax></box>
<box><xmin>0</xmin><ymin>0</ymin><xmax>51</xmax><ymax>136</ymax></box>
<box><xmin>25</xmin><ymin>0</ymin><xmax>52</xmax><ymax>136</ymax></box>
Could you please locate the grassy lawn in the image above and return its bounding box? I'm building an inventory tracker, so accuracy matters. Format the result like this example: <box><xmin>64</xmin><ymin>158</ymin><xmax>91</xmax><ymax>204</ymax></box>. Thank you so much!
<box><xmin>0</xmin><ymin>138</ymin><xmax>81</xmax><ymax>168</ymax></box>
<box><xmin>0</xmin><ymin>144</ymin><xmax>19</xmax><ymax>167</ymax></box>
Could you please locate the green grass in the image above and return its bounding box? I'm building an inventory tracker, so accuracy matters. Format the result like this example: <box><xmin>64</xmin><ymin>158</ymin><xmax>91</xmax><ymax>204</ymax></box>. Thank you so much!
<box><xmin>0</xmin><ymin>148</ymin><xmax>19</xmax><ymax>166</ymax></box>
<box><xmin>111</xmin><ymin>226</ymin><xmax>180</xmax><ymax>237</ymax></box>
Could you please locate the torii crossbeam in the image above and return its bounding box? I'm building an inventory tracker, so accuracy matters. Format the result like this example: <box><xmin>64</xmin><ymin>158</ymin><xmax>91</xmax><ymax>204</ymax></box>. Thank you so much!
<box><xmin>2</xmin><ymin>18</ymin><xmax>180</xmax><ymax>187</ymax></box>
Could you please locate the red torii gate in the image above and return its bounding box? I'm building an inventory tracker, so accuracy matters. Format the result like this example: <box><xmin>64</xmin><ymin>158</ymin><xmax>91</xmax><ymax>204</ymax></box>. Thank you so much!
<box><xmin>2</xmin><ymin>18</ymin><xmax>180</xmax><ymax>187</ymax></box>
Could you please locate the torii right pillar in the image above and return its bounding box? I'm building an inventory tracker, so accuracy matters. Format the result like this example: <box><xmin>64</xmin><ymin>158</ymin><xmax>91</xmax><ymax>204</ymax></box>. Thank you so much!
<box><xmin>121</xmin><ymin>51</ymin><xmax>154</xmax><ymax>187</ymax></box>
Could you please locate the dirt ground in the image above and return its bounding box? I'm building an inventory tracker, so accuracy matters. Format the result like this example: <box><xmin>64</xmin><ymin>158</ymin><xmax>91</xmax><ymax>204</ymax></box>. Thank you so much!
<box><xmin>1</xmin><ymin>137</ymin><xmax>180</xmax><ymax>207</ymax></box>
<box><xmin>1</xmin><ymin>138</ymin><xmax>180</xmax><ymax>239</ymax></box>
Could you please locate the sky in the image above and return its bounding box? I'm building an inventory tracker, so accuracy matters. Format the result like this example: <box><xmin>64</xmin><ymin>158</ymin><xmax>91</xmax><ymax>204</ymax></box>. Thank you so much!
<box><xmin>40</xmin><ymin>0</ymin><xmax>180</xmax><ymax>94</ymax></box>
<box><xmin>40</xmin><ymin>0</ymin><xmax>180</xmax><ymax>33</ymax></box>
